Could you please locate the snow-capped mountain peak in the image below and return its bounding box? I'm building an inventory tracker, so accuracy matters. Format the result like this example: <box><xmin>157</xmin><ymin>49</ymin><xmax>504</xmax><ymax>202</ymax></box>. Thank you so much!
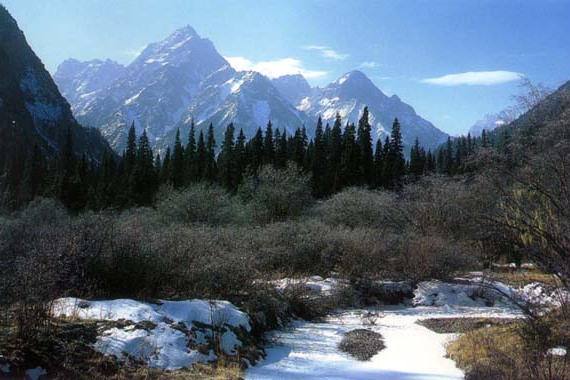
<box><xmin>271</xmin><ymin>74</ymin><xmax>311</xmax><ymax>105</ymax></box>
<box><xmin>54</xmin><ymin>26</ymin><xmax>447</xmax><ymax>154</ymax></box>
<box><xmin>298</xmin><ymin>71</ymin><xmax>447</xmax><ymax>151</ymax></box>
<box><xmin>468</xmin><ymin>110</ymin><xmax>515</xmax><ymax>137</ymax></box>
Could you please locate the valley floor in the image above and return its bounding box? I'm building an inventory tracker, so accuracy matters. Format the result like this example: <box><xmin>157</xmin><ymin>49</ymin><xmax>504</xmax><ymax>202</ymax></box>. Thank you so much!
<box><xmin>246</xmin><ymin>305</ymin><xmax>520</xmax><ymax>380</ymax></box>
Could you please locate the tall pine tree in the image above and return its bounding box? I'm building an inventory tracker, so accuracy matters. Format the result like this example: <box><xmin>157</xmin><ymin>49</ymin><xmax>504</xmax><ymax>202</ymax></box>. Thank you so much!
<box><xmin>356</xmin><ymin>107</ymin><xmax>374</xmax><ymax>186</ymax></box>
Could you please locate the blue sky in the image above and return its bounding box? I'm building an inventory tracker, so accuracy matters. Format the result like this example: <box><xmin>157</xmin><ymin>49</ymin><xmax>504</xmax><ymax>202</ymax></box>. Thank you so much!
<box><xmin>3</xmin><ymin>0</ymin><xmax>570</xmax><ymax>135</ymax></box>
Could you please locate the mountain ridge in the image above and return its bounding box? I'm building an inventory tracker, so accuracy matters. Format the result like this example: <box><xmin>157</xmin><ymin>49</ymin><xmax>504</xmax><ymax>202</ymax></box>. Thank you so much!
<box><xmin>54</xmin><ymin>25</ymin><xmax>448</xmax><ymax>153</ymax></box>
<box><xmin>0</xmin><ymin>5</ymin><xmax>110</xmax><ymax>182</ymax></box>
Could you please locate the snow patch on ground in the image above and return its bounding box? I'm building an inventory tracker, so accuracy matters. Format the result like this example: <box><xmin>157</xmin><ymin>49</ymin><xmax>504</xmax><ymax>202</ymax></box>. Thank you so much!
<box><xmin>548</xmin><ymin>346</ymin><xmax>567</xmax><ymax>357</ymax></box>
<box><xmin>413</xmin><ymin>279</ymin><xmax>567</xmax><ymax>309</ymax></box>
<box><xmin>247</xmin><ymin>305</ymin><xmax>518</xmax><ymax>380</ymax></box>
<box><xmin>413</xmin><ymin>280</ymin><xmax>504</xmax><ymax>308</ymax></box>
<box><xmin>271</xmin><ymin>276</ymin><xmax>345</xmax><ymax>297</ymax></box>
<box><xmin>52</xmin><ymin>298</ymin><xmax>251</xmax><ymax>370</ymax></box>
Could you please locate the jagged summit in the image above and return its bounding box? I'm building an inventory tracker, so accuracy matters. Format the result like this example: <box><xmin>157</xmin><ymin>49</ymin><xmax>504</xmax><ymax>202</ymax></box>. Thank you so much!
<box><xmin>297</xmin><ymin>70</ymin><xmax>447</xmax><ymax>151</ymax></box>
<box><xmin>54</xmin><ymin>25</ymin><xmax>307</xmax><ymax>152</ymax></box>
<box><xmin>54</xmin><ymin>24</ymin><xmax>447</xmax><ymax>153</ymax></box>
<box><xmin>272</xmin><ymin>74</ymin><xmax>312</xmax><ymax>105</ymax></box>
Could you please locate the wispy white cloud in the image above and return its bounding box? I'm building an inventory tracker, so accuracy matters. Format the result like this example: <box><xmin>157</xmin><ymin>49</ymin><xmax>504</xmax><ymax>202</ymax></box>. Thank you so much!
<box><xmin>304</xmin><ymin>45</ymin><xmax>349</xmax><ymax>61</ymax></box>
<box><xmin>224</xmin><ymin>56</ymin><xmax>327</xmax><ymax>79</ymax></box>
<box><xmin>360</xmin><ymin>61</ymin><xmax>381</xmax><ymax>69</ymax></box>
<box><xmin>421</xmin><ymin>70</ymin><xmax>522</xmax><ymax>86</ymax></box>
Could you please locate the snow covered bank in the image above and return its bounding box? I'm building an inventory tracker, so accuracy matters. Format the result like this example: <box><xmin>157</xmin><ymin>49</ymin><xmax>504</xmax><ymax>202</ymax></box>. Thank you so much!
<box><xmin>413</xmin><ymin>279</ymin><xmax>568</xmax><ymax>309</ymax></box>
<box><xmin>270</xmin><ymin>276</ymin><xmax>413</xmax><ymax>305</ymax></box>
<box><xmin>52</xmin><ymin>298</ymin><xmax>258</xmax><ymax>370</ymax></box>
<box><xmin>246</xmin><ymin>305</ymin><xmax>518</xmax><ymax>379</ymax></box>
<box><xmin>271</xmin><ymin>276</ymin><xmax>345</xmax><ymax>297</ymax></box>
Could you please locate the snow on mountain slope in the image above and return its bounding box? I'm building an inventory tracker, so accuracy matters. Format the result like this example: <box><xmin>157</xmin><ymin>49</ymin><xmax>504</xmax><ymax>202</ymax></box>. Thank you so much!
<box><xmin>271</xmin><ymin>74</ymin><xmax>312</xmax><ymax>106</ymax></box>
<box><xmin>468</xmin><ymin>110</ymin><xmax>515</xmax><ymax>137</ymax></box>
<box><xmin>55</xmin><ymin>27</ymin><xmax>445</xmax><ymax>154</ymax></box>
<box><xmin>53</xmin><ymin>26</ymin><xmax>229</xmax><ymax>149</ymax></box>
<box><xmin>153</xmin><ymin>68</ymin><xmax>309</xmax><ymax>153</ymax></box>
<box><xmin>55</xmin><ymin>26</ymin><xmax>308</xmax><ymax>152</ymax></box>
<box><xmin>297</xmin><ymin>70</ymin><xmax>448</xmax><ymax>152</ymax></box>
<box><xmin>53</xmin><ymin>58</ymin><xmax>126</xmax><ymax>109</ymax></box>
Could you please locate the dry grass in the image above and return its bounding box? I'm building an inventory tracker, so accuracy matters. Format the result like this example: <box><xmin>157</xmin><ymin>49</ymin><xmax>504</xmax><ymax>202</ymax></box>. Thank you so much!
<box><xmin>489</xmin><ymin>271</ymin><xmax>561</xmax><ymax>289</ymax></box>
<box><xmin>447</xmin><ymin>320</ymin><xmax>570</xmax><ymax>380</ymax></box>
<box><xmin>418</xmin><ymin>317</ymin><xmax>516</xmax><ymax>334</ymax></box>
<box><xmin>116</xmin><ymin>361</ymin><xmax>243</xmax><ymax>380</ymax></box>
<box><xmin>447</xmin><ymin>324</ymin><xmax>524</xmax><ymax>379</ymax></box>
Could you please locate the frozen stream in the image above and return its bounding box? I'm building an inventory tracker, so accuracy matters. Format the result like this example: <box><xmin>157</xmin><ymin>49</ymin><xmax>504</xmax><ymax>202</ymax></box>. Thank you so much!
<box><xmin>246</xmin><ymin>305</ymin><xmax>519</xmax><ymax>380</ymax></box>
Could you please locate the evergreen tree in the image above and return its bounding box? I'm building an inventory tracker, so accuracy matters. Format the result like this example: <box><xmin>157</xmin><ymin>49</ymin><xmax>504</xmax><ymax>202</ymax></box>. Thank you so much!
<box><xmin>171</xmin><ymin>129</ymin><xmax>185</xmax><ymax>188</ymax></box>
<box><xmin>155</xmin><ymin>154</ymin><xmax>162</xmax><ymax>177</ymax></box>
<box><xmin>409</xmin><ymin>137</ymin><xmax>424</xmax><ymax>176</ymax></box>
<box><xmin>339</xmin><ymin>122</ymin><xmax>359</xmax><ymax>187</ymax></box>
<box><xmin>454</xmin><ymin>137</ymin><xmax>464</xmax><ymax>174</ymax></box>
<box><xmin>132</xmin><ymin>130</ymin><xmax>156</xmax><ymax>205</ymax></box>
<box><xmin>92</xmin><ymin>151</ymin><xmax>117</xmax><ymax>209</ymax></box>
<box><xmin>425</xmin><ymin>150</ymin><xmax>436</xmax><ymax>173</ymax></box>
<box><xmin>292</xmin><ymin>128</ymin><xmax>306</xmax><ymax>167</ymax></box>
<box><xmin>205</xmin><ymin>123</ymin><xmax>217</xmax><ymax>181</ymax></box>
<box><xmin>161</xmin><ymin>147</ymin><xmax>171</xmax><ymax>184</ymax></box>
<box><xmin>195</xmin><ymin>131</ymin><xmax>206</xmax><ymax>181</ymax></box>
<box><xmin>234</xmin><ymin>128</ymin><xmax>247</xmax><ymax>185</ymax></box>
<box><xmin>311</xmin><ymin>116</ymin><xmax>326</xmax><ymax>196</ymax></box>
<box><xmin>385</xmin><ymin>118</ymin><xmax>406</xmax><ymax>188</ymax></box>
<box><xmin>356</xmin><ymin>107</ymin><xmax>374</xmax><ymax>185</ymax></box>
<box><xmin>275</xmin><ymin>129</ymin><xmax>288</xmax><ymax>168</ymax></box>
<box><xmin>436</xmin><ymin>147</ymin><xmax>445</xmax><ymax>173</ymax></box>
<box><xmin>481</xmin><ymin>129</ymin><xmax>488</xmax><ymax>148</ymax></box>
<box><xmin>186</xmin><ymin>120</ymin><xmax>197</xmax><ymax>182</ymax></box>
<box><xmin>304</xmin><ymin>140</ymin><xmax>314</xmax><ymax>171</ymax></box>
<box><xmin>444</xmin><ymin>136</ymin><xmax>454</xmax><ymax>175</ymax></box>
<box><xmin>124</xmin><ymin>122</ymin><xmax>137</xmax><ymax>174</ymax></box>
<box><xmin>249</xmin><ymin>127</ymin><xmax>264</xmax><ymax>171</ymax></box>
<box><xmin>327</xmin><ymin>113</ymin><xmax>343</xmax><ymax>192</ymax></box>
<box><xmin>323</xmin><ymin>123</ymin><xmax>332</xmax><ymax>148</ymax></box>
<box><xmin>21</xmin><ymin>144</ymin><xmax>46</xmax><ymax>202</ymax></box>
<box><xmin>263</xmin><ymin>120</ymin><xmax>275</xmax><ymax>165</ymax></box>
<box><xmin>218</xmin><ymin>123</ymin><xmax>236</xmax><ymax>191</ymax></box>
<box><xmin>373</xmin><ymin>138</ymin><xmax>384</xmax><ymax>187</ymax></box>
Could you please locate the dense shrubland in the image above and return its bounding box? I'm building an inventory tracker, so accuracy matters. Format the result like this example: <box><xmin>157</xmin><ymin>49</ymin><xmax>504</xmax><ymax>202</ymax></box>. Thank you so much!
<box><xmin>0</xmin><ymin>162</ymin><xmax>499</xmax><ymax>348</ymax></box>
<box><xmin>1</xmin><ymin>80</ymin><xmax>569</xmax><ymax>379</ymax></box>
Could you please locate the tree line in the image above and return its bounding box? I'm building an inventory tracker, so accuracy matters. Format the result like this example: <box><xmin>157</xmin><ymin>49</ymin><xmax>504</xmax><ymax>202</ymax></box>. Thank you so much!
<box><xmin>1</xmin><ymin>106</ymin><xmax>496</xmax><ymax>211</ymax></box>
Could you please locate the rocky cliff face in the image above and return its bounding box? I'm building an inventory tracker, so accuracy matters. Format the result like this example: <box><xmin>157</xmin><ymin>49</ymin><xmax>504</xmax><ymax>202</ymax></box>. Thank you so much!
<box><xmin>0</xmin><ymin>5</ymin><xmax>110</xmax><ymax>177</ymax></box>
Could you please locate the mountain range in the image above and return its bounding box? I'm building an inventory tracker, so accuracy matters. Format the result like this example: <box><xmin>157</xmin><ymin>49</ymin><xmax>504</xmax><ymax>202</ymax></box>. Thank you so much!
<box><xmin>468</xmin><ymin>110</ymin><xmax>516</xmax><ymax>137</ymax></box>
<box><xmin>54</xmin><ymin>26</ymin><xmax>448</xmax><ymax>154</ymax></box>
<box><xmin>0</xmin><ymin>5</ymin><xmax>110</xmax><ymax>180</ymax></box>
